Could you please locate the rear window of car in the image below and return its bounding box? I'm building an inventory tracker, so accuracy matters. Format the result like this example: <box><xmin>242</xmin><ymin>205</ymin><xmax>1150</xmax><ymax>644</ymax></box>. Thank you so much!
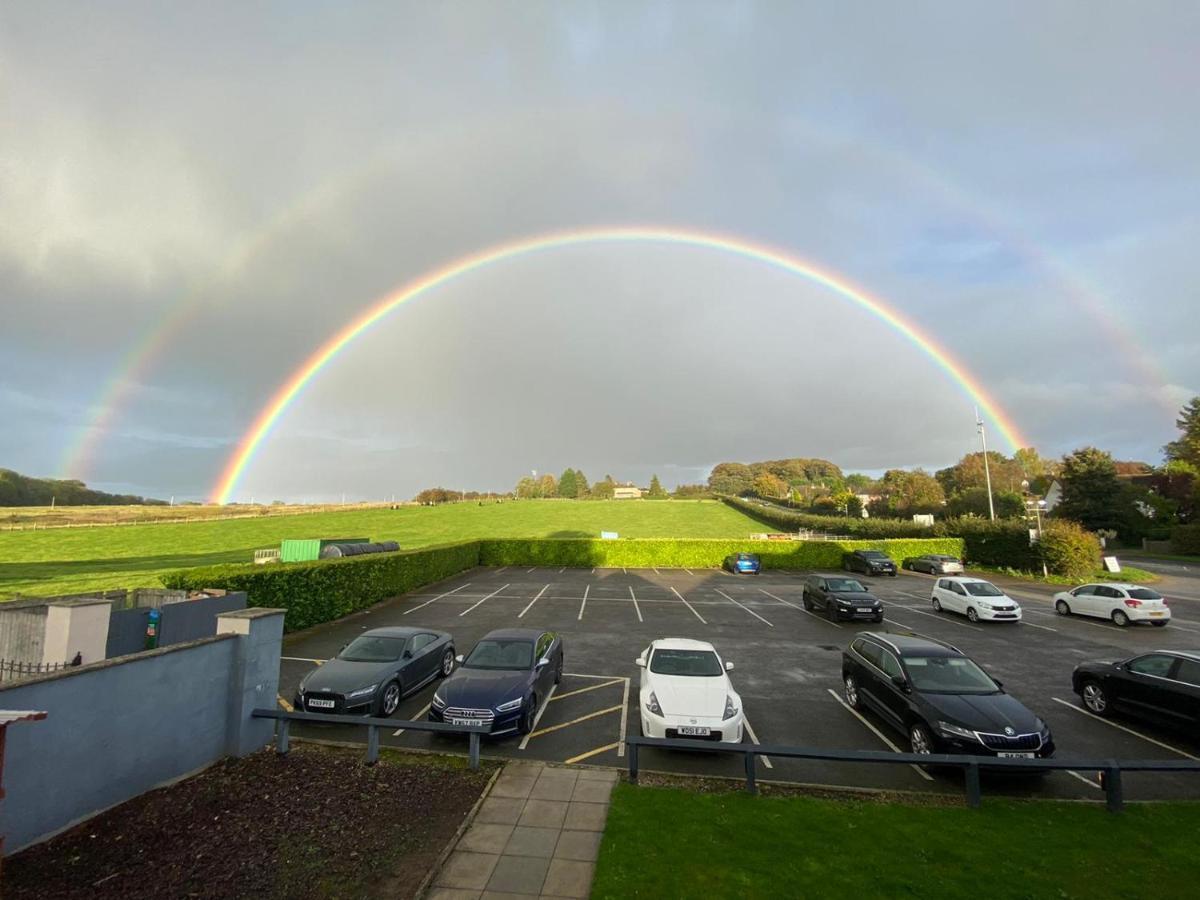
<box><xmin>650</xmin><ymin>649</ymin><xmax>723</xmax><ymax>677</ymax></box>
<box><xmin>1127</xmin><ymin>589</ymin><xmax>1163</xmax><ymax>600</ymax></box>
<box><xmin>853</xmin><ymin>640</ymin><xmax>883</xmax><ymax>668</ymax></box>
<box><xmin>738</xmin><ymin>554</ymin><xmax>757</xmax><ymax>561</ymax></box>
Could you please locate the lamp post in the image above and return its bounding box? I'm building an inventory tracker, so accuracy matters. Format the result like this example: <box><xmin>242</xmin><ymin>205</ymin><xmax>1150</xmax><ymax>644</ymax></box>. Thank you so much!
<box><xmin>975</xmin><ymin>408</ymin><xmax>996</xmax><ymax>521</ymax></box>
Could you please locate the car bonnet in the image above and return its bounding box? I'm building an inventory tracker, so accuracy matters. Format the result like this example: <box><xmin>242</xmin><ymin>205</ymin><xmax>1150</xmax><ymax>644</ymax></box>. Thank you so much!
<box><xmin>301</xmin><ymin>657</ymin><xmax>395</xmax><ymax>694</ymax></box>
<box><xmin>918</xmin><ymin>691</ymin><xmax>1042</xmax><ymax>734</ymax></box>
<box><xmin>439</xmin><ymin>667</ymin><xmax>531</xmax><ymax>707</ymax></box>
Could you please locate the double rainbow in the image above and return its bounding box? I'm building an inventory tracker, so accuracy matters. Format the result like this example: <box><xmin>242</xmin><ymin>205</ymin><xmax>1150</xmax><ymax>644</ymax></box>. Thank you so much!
<box><xmin>211</xmin><ymin>226</ymin><xmax>1027</xmax><ymax>503</ymax></box>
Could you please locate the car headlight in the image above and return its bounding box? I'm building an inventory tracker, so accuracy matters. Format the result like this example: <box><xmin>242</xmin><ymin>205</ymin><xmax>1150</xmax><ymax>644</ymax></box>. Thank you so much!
<box><xmin>346</xmin><ymin>683</ymin><xmax>379</xmax><ymax>699</ymax></box>
<box><xmin>496</xmin><ymin>697</ymin><xmax>524</xmax><ymax>713</ymax></box>
<box><xmin>937</xmin><ymin>721</ymin><xmax>978</xmax><ymax>741</ymax></box>
<box><xmin>645</xmin><ymin>692</ymin><xmax>663</xmax><ymax>717</ymax></box>
<box><xmin>431</xmin><ymin>691</ymin><xmax>447</xmax><ymax>709</ymax></box>
<box><xmin>723</xmin><ymin>695</ymin><xmax>739</xmax><ymax>721</ymax></box>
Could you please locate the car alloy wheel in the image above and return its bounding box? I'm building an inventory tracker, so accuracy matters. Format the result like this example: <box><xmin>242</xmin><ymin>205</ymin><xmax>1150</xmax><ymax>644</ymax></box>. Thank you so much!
<box><xmin>1082</xmin><ymin>682</ymin><xmax>1108</xmax><ymax>715</ymax></box>
<box><xmin>440</xmin><ymin>649</ymin><xmax>455</xmax><ymax>677</ymax></box>
<box><xmin>910</xmin><ymin>723</ymin><xmax>934</xmax><ymax>755</ymax></box>
<box><xmin>1055</xmin><ymin>599</ymin><xmax>1070</xmax><ymax>616</ymax></box>
<box><xmin>844</xmin><ymin>675</ymin><xmax>860</xmax><ymax>709</ymax></box>
<box><xmin>555</xmin><ymin>659</ymin><xmax>563</xmax><ymax>685</ymax></box>
<box><xmin>381</xmin><ymin>681</ymin><xmax>401</xmax><ymax>717</ymax></box>
<box><xmin>519</xmin><ymin>698</ymin><xmax>536</xmax><ymax>735</ymax></box>
<box><xmin>967</xmin><ymin>607</ymin><xmax>979</xmax><ymax>623</ymax></box>
<box><xmin>932</xmin><ymin>598</ymin><xmax>942</xmax><ymax>612</ymax></box>
<box><xmin>1112</xmin><ymin>610</ymin><xmax>1130</xmax><ymax>627</ymax></box>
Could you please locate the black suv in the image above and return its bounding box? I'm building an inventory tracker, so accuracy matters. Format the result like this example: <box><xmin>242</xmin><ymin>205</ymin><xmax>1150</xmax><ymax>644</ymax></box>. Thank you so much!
<box><xmin>1072</xmin><ymin>651</ymin><xmax>1200</xmax><ymax>733</ymax></box>
<box><xmin>844</xmin><ymin>550</ymin><xmax>897</xmax><ymax>577</ymax></box>
<box><xmin>802</xmin><ymin>575</ymin><xmax>883</xmax><ymax>622</ymax></box>
<box><xmin>841</xmin><ymin>632</ymin><xmax>1054</xmax><ymax>759</ymax></box>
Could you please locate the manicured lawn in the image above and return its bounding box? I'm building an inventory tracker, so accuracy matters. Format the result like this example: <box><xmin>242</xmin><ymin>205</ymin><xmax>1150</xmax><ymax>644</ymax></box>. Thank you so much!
<box><xmin>0</xmin><ymin>500</ymin><xmax>766</xmax><ymax>598</ymax></box>
<box><xmin>593</xmin><ymin>783</ymin><xmax>1200</xmax><ymax>899</ymax></box>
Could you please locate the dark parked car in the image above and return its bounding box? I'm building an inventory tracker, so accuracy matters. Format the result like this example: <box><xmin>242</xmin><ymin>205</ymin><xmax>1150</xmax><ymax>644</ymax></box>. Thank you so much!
<box><xmin>844</xmin><ymin>549</ymin><xmax>897</xmax><ymax>577</ymax></box>
<box><xmin>295</xmin><ymin>626</ymin><xmax>455</xmax><ymax>717</ymax></box>
<box><xmin>841</xmin><ymin>632</ymin><xmax>1055</xmax><ymax>759</ymax></box>
<box><xmin>802</xmin><ymin>574</ymin><xmax>883</xmax><ymax>622</ymax></box>
<box><xmin>724</xmin><ymin>552</ymin><xmax>761</xmax><ymax>574</ymax></box>
<box><xmin>430</xmin><ymin>628</ymin><xmax>564</xmax><ymax>736</ymax></box>
<box><xmin>1072</xmin><ymin>650</ymin><xmax>1200</xmax><ymax>733</ymax></box>
<box><xmin>903</xmin><ymin>554</ymin><xmax>964</xmax><ymax>575</ymax></box>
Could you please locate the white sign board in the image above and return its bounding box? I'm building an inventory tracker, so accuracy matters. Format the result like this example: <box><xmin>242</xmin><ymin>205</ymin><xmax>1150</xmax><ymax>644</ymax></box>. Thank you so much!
<box><xmin>600</xmin><ymin>531</ymin><xmax>619</xmax><ymax>540</ymax></box>
<box><xmin>1103</xmin><ymin>555</ymin><xmax>1122</xmax><ymax>573</ymax></box>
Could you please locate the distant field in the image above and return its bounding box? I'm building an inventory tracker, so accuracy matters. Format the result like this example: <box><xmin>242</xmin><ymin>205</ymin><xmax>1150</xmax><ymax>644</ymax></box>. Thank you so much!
<box><xmin>0</xmin><ymin>500</ymin><xmax>767</xmax><ymax>599</ymax></box>
<box><xmin>0</xmin><ymin>502</ymin><xmax>391</xmax><ymax>529</ymax></box>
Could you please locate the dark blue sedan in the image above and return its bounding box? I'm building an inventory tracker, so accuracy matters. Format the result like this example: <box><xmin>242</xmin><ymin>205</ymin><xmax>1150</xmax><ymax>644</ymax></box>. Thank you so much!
<box><xmin>724</xmin><ymin>552</ymin><xmax>761</xmax><ymax>574</ymax></box>
<box><xmin>429</xmin><ymin>628</ymin><xmax>564</xmax><ymax>736</ymax></box>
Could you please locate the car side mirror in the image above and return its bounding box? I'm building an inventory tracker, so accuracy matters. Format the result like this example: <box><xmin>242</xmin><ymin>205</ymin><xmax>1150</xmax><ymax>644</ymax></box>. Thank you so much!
<box><xmin>537</xmin><ymin>657</ymin><xmax>551</xmax><ymax>668</ymax></box>
<box><xmin>455</xmin><ymin>654</ymin><xmax>464</xmax><ymax>664</ymax></box>
<box><xmin>403</xmin><ymin>650</ymin><xmax>412</xmax><ymax>659</ymax></box>
<box><xmin>725</xmin><ymin>661</ymin><xmax>735</xmax><ymax>671</ymax></box>
<box><xmin>635</xmin><ymin>658</ymin><xmax>646</xmax><ymax>668</ymax></box>
<box><xmin>890</xmin><ymin>675</ymin><xmax>909</xmax><ymax>692</ymax></box>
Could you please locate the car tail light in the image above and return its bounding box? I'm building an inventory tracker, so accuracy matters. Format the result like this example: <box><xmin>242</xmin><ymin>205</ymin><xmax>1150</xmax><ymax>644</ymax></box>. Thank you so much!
<box><xmin>1124</xmin><ymin>599</ymin><xmax>1141</xmax><ymax>608</ymax></box>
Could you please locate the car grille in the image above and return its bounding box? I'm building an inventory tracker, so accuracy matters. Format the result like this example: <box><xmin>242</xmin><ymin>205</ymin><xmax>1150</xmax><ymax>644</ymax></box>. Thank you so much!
<box><xmin>666</xmin><ymin>728</ymin><xmax>724</xmax><ymax>742</ymax></box>
<box><xmin>992</xmin><ymin>605</ymin><xmax>1017</xmax><ymax>611</ymax></box>
<box><xmin>976</xmin><ymin>731</ymin><xmax>1042</xmax><ymax>752</ymax></box>
<box><xmin>444</xmin><ymin>707</ymin><xmax>496</xmax><ymax>727</ymax></box>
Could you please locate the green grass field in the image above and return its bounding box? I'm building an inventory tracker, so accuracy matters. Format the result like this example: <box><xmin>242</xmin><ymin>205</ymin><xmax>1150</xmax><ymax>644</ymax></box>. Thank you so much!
<box><xmin>592</xmin><ymin>784</ymin><xmax>1200</xmax><ymax>899</ymax></box>
<box><xmin>0</xmin><ymin>500</ymin><xmax>767</xmax><ymax>599</ymax></box>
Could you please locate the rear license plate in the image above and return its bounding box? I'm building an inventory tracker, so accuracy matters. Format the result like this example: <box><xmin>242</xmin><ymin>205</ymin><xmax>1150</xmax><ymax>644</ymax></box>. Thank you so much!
<box><xmin>998</xmin><ymin>751</ymin><xmax>1035</xmax><ymax>758</ymax></box>
<box><xmin>1150</xmin><ymin>612</ymin><xmax>1165</xmax><ymax>617</ymax></box>
<box><xmin>679</xmin><ymin>726</ymin><xmax>711</xmax><ymax>736</ymax></box>
<box><xmin>448</xmin><ymin>717</ymin><xmax>478</xmax><ymax>727</ymax></box>
<box><xmin>308</xmin><ymin>699</ymin><xmax>335</xmax><ymax>709</ymax></box>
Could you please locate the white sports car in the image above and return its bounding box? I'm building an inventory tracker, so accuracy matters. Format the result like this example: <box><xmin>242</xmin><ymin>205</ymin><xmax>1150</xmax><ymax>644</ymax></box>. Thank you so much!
<box><xmin>635</xmin><ymin>638</ymin><xmax>744</xmax><ymax>743</ymax></box>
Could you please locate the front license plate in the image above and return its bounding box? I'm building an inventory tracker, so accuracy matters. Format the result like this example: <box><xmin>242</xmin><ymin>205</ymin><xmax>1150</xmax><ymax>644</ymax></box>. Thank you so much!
<box><xmin>448</xmin><ymin>717</ymin><xmax>478</xmax><ymax>727</ymax></box>
<box><xmin>679</xmin><ymin>726</ymin><xmax>711</xmax><ymax>736</ymax></box>
<box><xmin>307</xmin><ymin>699</ymin><xmax>335</xmax><ymax>709</ymax></box>
<box><xmin>998</xmin><ymin>751</ymin><xmax>1035</xmax><ymax>758</ymax></box>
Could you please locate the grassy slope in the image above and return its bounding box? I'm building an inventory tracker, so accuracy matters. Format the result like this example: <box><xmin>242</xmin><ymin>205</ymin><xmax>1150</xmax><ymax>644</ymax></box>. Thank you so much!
<box><xmin>593</xmin><ymin>784</ymin><xmax>1200</xmax><ymax>900</ymax></box>
<box><xmin>0</xmin><ymin>500</ymin><xmax>765</xmax><ymax>598</ymax></box>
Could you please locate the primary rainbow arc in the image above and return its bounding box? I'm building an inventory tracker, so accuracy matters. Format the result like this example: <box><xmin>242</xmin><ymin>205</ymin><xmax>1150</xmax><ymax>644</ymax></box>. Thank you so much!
<box><xmin>211</xmin><ymin>226</ymin><xmax>1028</xmax><ymax>504</ymax></box>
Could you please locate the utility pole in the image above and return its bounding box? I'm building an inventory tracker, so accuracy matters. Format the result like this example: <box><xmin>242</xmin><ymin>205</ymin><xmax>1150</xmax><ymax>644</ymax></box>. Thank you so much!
<box><xmin>975</xmin><ymin>407</ymin><xmax>996</xmax><ymax>521</ymax></box>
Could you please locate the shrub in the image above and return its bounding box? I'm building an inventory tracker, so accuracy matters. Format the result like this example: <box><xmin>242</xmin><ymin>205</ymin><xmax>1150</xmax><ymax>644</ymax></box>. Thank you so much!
<box><xmin>1037</xmin><ymin>520</ymin><xmax>1101</xmax><ymax>579</ymax></box>
<box><xmin>161</xmin><ymin>541</ymin><xmax>480</xmax><ymax>632</ymax></box>
<box><xmin>1172</xmin><ymin>524</ymin><xmax>1200</xmax><ymax>555</ymax></box>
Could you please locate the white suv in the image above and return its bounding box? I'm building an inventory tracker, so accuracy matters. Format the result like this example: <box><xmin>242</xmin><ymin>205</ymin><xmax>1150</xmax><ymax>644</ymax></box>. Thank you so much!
<box><xmin>931</xmin><ymin>577</ymin><xmax>1022</xmax><ymax>623</ymax></box>
<box><xmin>1052</xmin><ymin>583</ymin><xmax>1170</xmax><ymax>627</ymax></box>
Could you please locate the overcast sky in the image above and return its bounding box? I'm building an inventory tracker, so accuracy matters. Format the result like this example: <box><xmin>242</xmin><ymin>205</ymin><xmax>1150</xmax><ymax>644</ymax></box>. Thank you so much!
<box><xmin>2</xmin><ymin>2</ymin><xmax>1197</xmax><ymax>502</ymax></box>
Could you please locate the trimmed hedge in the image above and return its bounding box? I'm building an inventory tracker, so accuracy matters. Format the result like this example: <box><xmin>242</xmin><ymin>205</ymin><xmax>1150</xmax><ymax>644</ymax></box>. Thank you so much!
<box><xmin>1172</xmin><ymin>524</ymin><xmax>1200</xmax><ymax>556</ymax></box>
<box><xmin>478</xmin><ymin>537</ymin><xmax>965</xmax><ymax>570</ymax></box>
<box><xmin>161</xmin><ymin>541</ymin><xmax>480</xmax><ymax>632</ymax></box>
<box><xmin>1037</xmin><ymin>520</ymin><xmax>1101</xmax><ymax>580</ymax></box>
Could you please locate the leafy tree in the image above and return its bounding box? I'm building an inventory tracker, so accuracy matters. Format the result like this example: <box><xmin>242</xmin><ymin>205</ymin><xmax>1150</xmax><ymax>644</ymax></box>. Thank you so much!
<box><xmin>936</xmin><ymin>452</ymin><xmax>1025</xmax><ymax>496</ymax></box>
<box><xmin>514</xmin><ymin>476</ymin><xmax>538</xmax><ymax>499</ymax></box>
<box><xmin>875</xmin><ymin>469</ymin><xmax>945</xmax><ymax>516</ymax></box>
<box><xmin>647</xmin><ymin>474</ymin><xmax>667</xmax><ymax>499</ymax></box>
<box><xmin>574</xmin><ymin>469</ymin><xmax>590</xmax><ymax>497</ymax></box>
<box><xmin>1056</xmin><ymin>447</ymin><xmax>1145</xmax><ymax>535</ymax></box>
<box><xmin>844</xmin><ymin>473</ymin><xmax>874</xmax><ymax>492</ymax></box>
<box><xmin>829</xmin><ymin>489</ymin><xmax>857</xmax><ymax>515</ymax></box>
<box><xmin>708</xmin><ymin>462</ymin><xmax>754</xmax><ymax>495</ymax></box>
<box><xmin>537</xmin><ymin>474</ymin><xmax>558</xmax><ymax>498</ymax></box>
<box><xmin>590</xmin><ymin>480</ymin><xmax>615</xmax><ymax>500</ymax></box>
<box><xmin>751</xmin><ymin>472</ymin><xmax>788</xmax><ymax>499</ymax></box>
<box><xmin>946</xmin><ymin>487</ymin><xmax>1025</xmax><ymax>519</ymax></box>
<box><xmin>1166</xmin><ymin>396</ymin><xmax>1200</xmax><ymax>470</ymax></box>
<box><xmin>673</xmin><ymin>484</ymin><xmax>712</xmax><ymax>498</ymax></box>
<box><xmin>558</xmin><ymin>468</ymin><xmax>579</xmax><ymax>499</ymax></box>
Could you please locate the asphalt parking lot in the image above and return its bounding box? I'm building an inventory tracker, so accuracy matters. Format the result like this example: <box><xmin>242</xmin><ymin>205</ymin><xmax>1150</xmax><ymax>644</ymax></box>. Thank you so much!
<box><xmin>278</xmin><ymin>565</ymin><xmax>1200</xmax><ymax>801</ymax></box>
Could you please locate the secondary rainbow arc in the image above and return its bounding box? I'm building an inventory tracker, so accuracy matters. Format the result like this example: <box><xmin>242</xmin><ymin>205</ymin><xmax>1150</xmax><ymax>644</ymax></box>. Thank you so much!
<box><xmin>211</xmin><ymin>226</ymin><xmax>1029</xmax><ymax>504</ymax></box>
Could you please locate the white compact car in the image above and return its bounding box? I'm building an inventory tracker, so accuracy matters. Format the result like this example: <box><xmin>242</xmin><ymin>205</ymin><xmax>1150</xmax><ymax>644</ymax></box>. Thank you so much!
<box><xmin>636</xmin><ymin>638</ymin><xmax>744</xmax><ymax>743</ymax></box>
<box><xmin>1052</xmin><ymin>583</ymin><xmax>1170</xmax><ymax>627</ymax></box>
<box><xmin>931</xmin><ymin>577</ymin><xmax>1022</xmax><ymax>623</ymax></box>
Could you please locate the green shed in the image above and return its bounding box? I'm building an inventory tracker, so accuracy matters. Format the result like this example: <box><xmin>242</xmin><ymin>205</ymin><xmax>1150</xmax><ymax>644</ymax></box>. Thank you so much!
<box><xmin>280</xmin><ymin>538</ymin><xmax>370</xmax><ymax>563</ymax></box>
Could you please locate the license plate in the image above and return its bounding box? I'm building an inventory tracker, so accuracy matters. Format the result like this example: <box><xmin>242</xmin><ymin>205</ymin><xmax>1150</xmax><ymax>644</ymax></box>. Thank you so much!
<box><xmin>679</xmin><ymin>726</ymin><xmax>711</xmax><ymax>736</ymax></box>
<box><xmin>307</xmin><ymin>699</ymin><xmax>335</xmax><ymax>709</ymax></box>
<box><xmin>448</xmin><ymin>717</ymin><xmax>478</xmax><ymax>727</ymax></box>
<box><xmin>998</xmin><ymin>751</ymin><xmax>1035</xmax><ymax>758</ymax></box>
<box><xmin>1150</xmin><ymin>612</ymin><xmax>1165</xmax><ymax>617</ymax></box>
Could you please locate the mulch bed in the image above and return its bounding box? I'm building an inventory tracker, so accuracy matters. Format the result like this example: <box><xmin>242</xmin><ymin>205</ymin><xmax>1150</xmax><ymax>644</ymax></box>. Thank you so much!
<box><xmin>4</xmin><ymin>743</ymin><xmax>495</xmax><ymax>900</ymax></box>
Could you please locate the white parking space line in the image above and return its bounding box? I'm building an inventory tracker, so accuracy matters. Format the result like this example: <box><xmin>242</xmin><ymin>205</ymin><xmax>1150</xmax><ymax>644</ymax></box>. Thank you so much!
<box><xmin>559</xmin><ymin>567</ymin><xmax>566</xmax><ymax>574</ymax></box>
<box><xmin>715</xmin><ymin>589</ymin><xmax>774</xmax><ymax>626</ymax></box>
<box><xmin>684</xmin><ymin>568</ymin><xmax>694</xmax><ymax>576</ymax></box>
<box><xmin>526</xmin><ymin>567</ymin><xmax>537</xmax><ymax>574</ymax></box>
<box><xmin>591</xmin><ymin>567</ymin><xmax>596</xmax><ymax>574</ymax></box>
<box><xmin>670</xmin><ymin>586</ymin><xmax>708</xmax><ymax>624</ymax></box>
<box><xmin>653</xmin><ymin>566</ymin><xmax>661</xmax><ymax>575</ymax></box>
<box><xmin>518</xmin><ymin>585</ymin><xmax>549</xmax><ymax>618</ymax></box>
<box><xmin>281</xmin><ymin>656</ymin><xmax>326</xmax><ymax>664</ymax></box>
<box><xmin>760</xmin><ymin>588</ymin><xmax>842</xmax><ymax>628</ymax></box>
<box><xmin>629</xmin><ymin>585</ymin><xmax>644</xmax><ymax>622</ymax></box>
<box><xmin>578</xmin><ymin>584</ymin><xmax>589</xmax><ymax>621</ymax></box>
<box><xmin>619</xmin><ymin>677</ymin><xmax>631</xmax><ymax>757</ymax></box>
<box><xmin>1017</xmin><ymin>619</ymin><xmax>1058</xmax><ymax>632</ymax></box>
<box><xmin>742</xmin><ymin>716</ymin><xmax>772</xmax><ymax>769</ymax></box>
<box><xmin>623</xmin><ymin>567</ymin><xmax>628</xmax><ymax>575</ymax></box>
<box><xmin>883</xmin><ymin>601</ymin><xmax>982</xmax><ymax>631</ymax></box>
<box><xmin>459</xmin><ymin>583</ymin><xmax>510</xmax><ymax>617</ymax></box>
<box><xmin>827</xmin><ymin>688</ymin><xmax>934</xmax><ymax>781</ymax></box>
<box><xmin>518</xmin><ymin>683</ymin><xmax>558</xmax><ymax>750</ymax></box>
<box><xmin>403</xmin><ymin>583</ymin><xmax>471</xmax><ymax>615</ymax></box>
<box><xmin>1050</xmin><ymin>697</ymin><xmax>1199</xmax><ymax>759</ymax></box>
<box><xmin>392</xmin><ymin>702</ymin><xmax>432</xmax><ymax>736</ymax></box>
<box><xmin>1066</xmin><ymin>769</ymin><xmax>1101</xmax><ymax>790</ymax></box>
<box><xmin>496</xmin><ymin>567</ymin><xmax>510</xmax><ymax>574</ymax></box>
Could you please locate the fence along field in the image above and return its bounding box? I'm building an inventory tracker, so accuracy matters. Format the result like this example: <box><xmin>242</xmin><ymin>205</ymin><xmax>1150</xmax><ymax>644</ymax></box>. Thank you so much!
<box><xmin>0</xmin><ymin>500</ymin><xmax>769</xmax><ymax>599</ymax></box>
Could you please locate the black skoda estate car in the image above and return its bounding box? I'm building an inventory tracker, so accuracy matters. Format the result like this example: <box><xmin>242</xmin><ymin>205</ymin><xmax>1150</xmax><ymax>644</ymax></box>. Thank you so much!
<box><xmin>841</xmin><ymin>632</ymin><xmax>1055</xmax><ymax>759</ymax></box>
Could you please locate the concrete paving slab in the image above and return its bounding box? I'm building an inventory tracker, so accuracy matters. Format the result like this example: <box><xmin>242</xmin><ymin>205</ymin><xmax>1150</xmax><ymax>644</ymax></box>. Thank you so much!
<box><xmin>436</xmin><ymin>851</ymin><xmax>500</xmax><ymax>891</ymax></box>
<box><xmin>486</xmin><ymin>854</ymin><xmax>550</xmax><ymax>895</ymax></box>
<box><xmin>540</xmin><ymin>859</ymin><xmax>595</xmax><ymax>899</ymax></box>
<box><xmin>562</xmin><ymin>801</ymin><xmax>609</xmax><ymax>831</ymax></box>
<box><xmin>504</xmin><ymin>825</ymin><xmax>561</xmax><ymax>858</ymax></box>
<box><xmin>458</xmin><ymin>823</ymin><xmax>516</xmax><ymax>855</ymax></box>
<box><xmin>517</xmin><ymin>799</ymin><xmax>569</xmax><ymax>829</ymax></box>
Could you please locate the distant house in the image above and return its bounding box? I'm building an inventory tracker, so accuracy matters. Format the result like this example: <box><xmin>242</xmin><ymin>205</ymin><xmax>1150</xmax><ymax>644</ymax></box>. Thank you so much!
<box><xmin>613</xmin><ymin>485</ymin><xmax>644</xmax><ymax>500</ymax></box>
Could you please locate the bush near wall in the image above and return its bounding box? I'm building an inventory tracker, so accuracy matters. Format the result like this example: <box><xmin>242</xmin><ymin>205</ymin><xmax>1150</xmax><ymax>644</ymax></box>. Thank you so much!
<box><xmin>1037</xmin><ymin>520</ymin><xmax>1102</xmax><ymax>580</ymax></box>
<box><xmin>161</xmin><ymin>541</ymin><xmax>480</xmax><ymax>632</ymax></box>
<box><xmin>1171</xmin><ymin>524</ymin><xmax>1200</xmax><ymax>556</ymax></box>
<box><xmin>479</xmin><ymin>537</ymin><xmax>965</xmax><ymax>570</ymax></box>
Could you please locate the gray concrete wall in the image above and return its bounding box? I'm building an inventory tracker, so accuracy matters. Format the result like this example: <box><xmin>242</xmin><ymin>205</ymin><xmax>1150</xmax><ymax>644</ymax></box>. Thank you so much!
<box><xmin>0</xmin><ymin>607</ymin><xmax>283</xmax><ymax>854</ymax></box>
<box><xmin>0</xmin><ymin>601</ymin><xmax>48</xmax><ymax>663</ymax></box>
<box><xmin>106</xmin><ymin>592</ymin><xmax>247</xmax><ymax>658</ymax></box>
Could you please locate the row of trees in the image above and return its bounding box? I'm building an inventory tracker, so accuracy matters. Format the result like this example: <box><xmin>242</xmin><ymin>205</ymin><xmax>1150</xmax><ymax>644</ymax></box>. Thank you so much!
<box><xmin>0</xmin><ymin>469</ymin><xmax>167</xmax><ymax>507</ymax></box>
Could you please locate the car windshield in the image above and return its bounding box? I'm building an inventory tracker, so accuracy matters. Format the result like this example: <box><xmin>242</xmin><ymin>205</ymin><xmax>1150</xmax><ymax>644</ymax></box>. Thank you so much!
<box><xmin>339</xmin><ymin>635</ymin><xmax>406</xmax><ymax>663</ymax></box>
<box><xmin>860</xmin><ymin>552</ymin><xmax>888</xmax><ymax>559</ymax></box>
<box><xmin>464</xmin><ymin>639</ymin><xmax>534</xmax><ymax>671</ymax></box>
<box><xmin>650</xmin><ymin>649</ymin><xmax>723</xmax><ymax>677</ymax></box>
<box><xmin>825</xmin><ymin>578</ymin><xmax>866</xmax><ymax>593</ymax></box>
<box><xmin>1127</xmin><ymin>588</ymin><xmax>1163</xmax><ymax>600</ymax></box>
<box><xmin>963</xmin><ymin>582</ymin><xmax>1004</xmax><ymax>597</ymax></box>
<box><xmin>903</xmin><ymin>656</ymin><xmax>999</xmax><ymax>694</ymax></box>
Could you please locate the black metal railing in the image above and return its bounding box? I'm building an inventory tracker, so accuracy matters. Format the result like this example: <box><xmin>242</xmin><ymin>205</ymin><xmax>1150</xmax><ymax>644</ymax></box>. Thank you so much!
<box><xmin>625</xmin><ymin>736</ymin><xmax>1200</xmax><ymax>812</ymax></box>
<box><xmin>252</xmin><ymin>708</ymin><xmax>490</xmax><ymax>769</ymax></box>
<box><xmin>0</xmin><ymin>658</ymin><xmax>79</xmax><ymax>682</ymax></box>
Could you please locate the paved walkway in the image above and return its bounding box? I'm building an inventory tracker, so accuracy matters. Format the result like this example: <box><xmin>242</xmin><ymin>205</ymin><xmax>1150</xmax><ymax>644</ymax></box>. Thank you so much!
<box><xmin>427</xmin><ymin>761</ymin><xmax>617</xmax><ymax>899</ymax></box>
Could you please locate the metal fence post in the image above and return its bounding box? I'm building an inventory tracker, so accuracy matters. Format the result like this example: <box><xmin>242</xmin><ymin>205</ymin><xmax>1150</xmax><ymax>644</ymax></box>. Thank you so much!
<box><xmin>965</xmin><ymin>762</ymin><xmax>981</xmax><ymax>808</ymax></box>
<box><xmin>1104</xmin><ymin>765</ymin><xmax>1124</xmax><ymax>813</ymax></box>
<box><xmin>744</xmin><ymin>750</ymin><xmax>758</xmax><ymax>794</ymax></box>
<box><xmin>276</xmin><ymin>718</ymin><xmax>290</xmax><ymax>756</ymax></box>
<box><xmin>366</xmin><ymin>724</ymin><xmax>379</xmax><ymax>765</ymax></box>
<box><xmin>469</xmin><ymin>730</ymin><xmax>480</xmax><ymax>770</ymax></box>
<box><xmin>629</xmin><ymin>741</ymin><xmax>639</xmax><ymax>784</ymax></box>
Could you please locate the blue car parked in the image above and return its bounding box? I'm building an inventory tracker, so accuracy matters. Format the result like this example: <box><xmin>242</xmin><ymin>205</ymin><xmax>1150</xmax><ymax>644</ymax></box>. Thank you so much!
<box><xmin>724</xmin><ymin>552</ymin><xmax>761</xmax><ymax>575</ymax></box>
<box><xmin>430</xmin><ymin>628</ymin><xmax>564</xmax><ymax>736</ymax></box>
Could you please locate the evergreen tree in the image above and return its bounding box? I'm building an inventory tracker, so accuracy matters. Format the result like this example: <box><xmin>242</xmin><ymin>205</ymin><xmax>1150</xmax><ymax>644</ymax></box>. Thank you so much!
<box><xmin>558</xmin><ymin>468</ymin><xmax>579</xmax><ymax>499</ymax></box>
<box><xmin>647</xmin><ymin>474</ymin><xmax>666</xmax><ymax>499</ymax></box>
<box><xmin>1166</xmin><ymin>397</ymin><xmax>1200</xmax><ymax>470</ymax></box>
<box><xmin>574</xmin><ymin>470</ymin><xmax>590</xmax><ymax>497</ymax></box>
